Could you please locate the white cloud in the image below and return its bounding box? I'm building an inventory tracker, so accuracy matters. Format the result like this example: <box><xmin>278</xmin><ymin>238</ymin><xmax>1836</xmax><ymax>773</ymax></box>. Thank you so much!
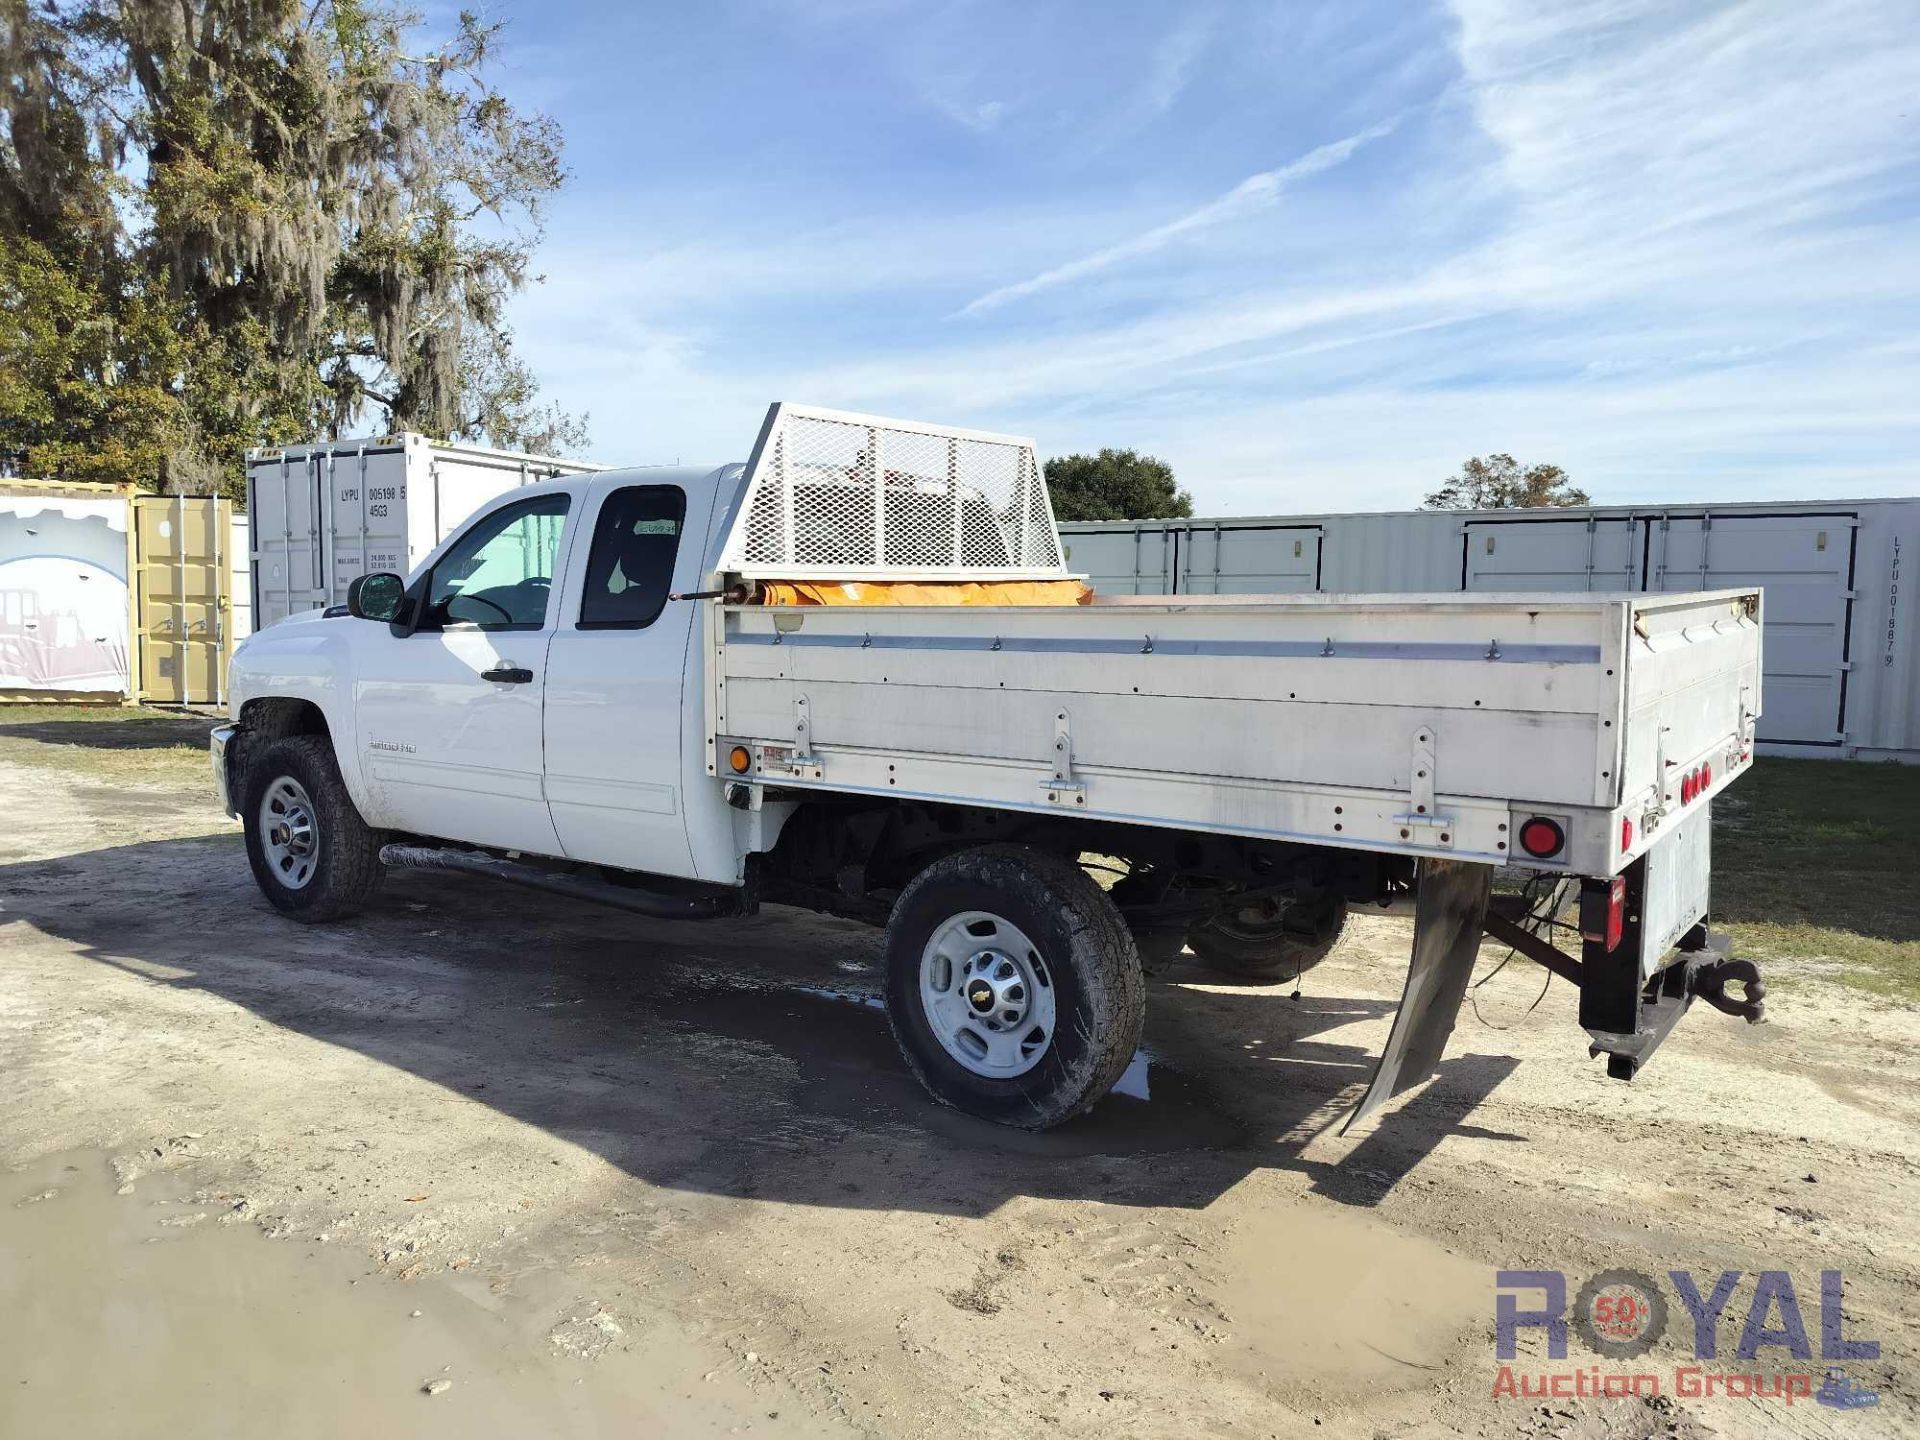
<box><xmin>960</xmin><ymin>121</ymin><xmax>1399</xmax><ymax>315</ymax></box>
<box><xmin>1137</xmin><ymin>13</ymin><xmax>1215</xmax><ymax>125</ymax></box>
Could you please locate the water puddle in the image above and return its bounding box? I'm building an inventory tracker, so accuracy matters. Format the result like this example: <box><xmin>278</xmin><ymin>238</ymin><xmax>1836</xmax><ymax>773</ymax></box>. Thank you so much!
<box><xmin>1213</xmin><ymin>1198</ymin><xmax>1485</xmax><ymax>1400</ymax></box>
<box><xmin>0</xmin><ymin>1151</ymin><xmax>847</xmax><ymax>1439</ymax></box>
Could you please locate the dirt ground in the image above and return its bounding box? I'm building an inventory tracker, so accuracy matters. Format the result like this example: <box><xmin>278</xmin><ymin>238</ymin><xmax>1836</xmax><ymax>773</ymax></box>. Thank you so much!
<box><xmin>1</xmin><ymin>712</ymin><xmax>1915</xmax><ymax>1439</ymax></box>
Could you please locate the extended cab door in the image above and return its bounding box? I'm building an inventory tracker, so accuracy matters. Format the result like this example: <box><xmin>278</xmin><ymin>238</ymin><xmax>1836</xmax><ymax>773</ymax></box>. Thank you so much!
<box><xmin>541</xmin><ymin>477</ymin><xmax>703</xmax><ymax>878</ymax></box>
<box><xmin>351</xmin><ymin>488</ymin><xmax>576</xmax><ymax>854</ymax></box>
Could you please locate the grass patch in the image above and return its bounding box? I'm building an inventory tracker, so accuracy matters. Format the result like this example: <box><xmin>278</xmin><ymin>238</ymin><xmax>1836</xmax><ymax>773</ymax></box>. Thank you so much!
<box><xmin>0</xmin><ymin>704</ymin><xmax>214</xmax><ymax>787</ymax></box>
<box><xmin>1713</xmin><ymin>758</ymin><xmax>1920</xmax><ymax>1001</ymax></box>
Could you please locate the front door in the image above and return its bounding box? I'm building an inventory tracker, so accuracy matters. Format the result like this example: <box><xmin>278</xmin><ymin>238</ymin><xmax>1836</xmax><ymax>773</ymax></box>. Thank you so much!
<box><xmin>542</xmin><ymin>481</ymin><xmax>699</xmax><ymax>878</ymax></box>
<box><xmin>352</xmin><ymin>491</ymin><xmax>574</xmax><ymax>854</ymax></box>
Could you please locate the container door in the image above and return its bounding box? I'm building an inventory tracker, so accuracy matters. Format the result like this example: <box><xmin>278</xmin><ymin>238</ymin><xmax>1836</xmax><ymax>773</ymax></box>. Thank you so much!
<box><xmin>132</xmin><ymin>495</ymin><xmax>231</xmax><ymax>704</ymax></box>
<box><xmin>1059</xmin><ymin>525</ymin><xmax>1175</xmax><ymax>595</ymax></box>
<box><xmin>249</xmin><ymin>454</ymin><xmax>329</xmax><ymax>628</ymax></box>
<box><xmin>227</xmin><ymin>511</ymin><xmax>253</xmax><ymax>645</ymax></box>
<box><xmin>319</xmin><ymin>446</ymin><xmax>413</xmax><ymax>608</ymax></box>
<box><xmin>1463</xmin><ymin>517</ymin><xmax>1642</xmax><ymax>592</ymax></box>
<box><xmin>1180</xmin><ymin>525</ymin><xmax>1321</xmax><ymax>594</ymax></box>
<box><xmin>1648</xmin><ymin>513</ymin><xmax>1855</xmax><ymax>745</ymax></box>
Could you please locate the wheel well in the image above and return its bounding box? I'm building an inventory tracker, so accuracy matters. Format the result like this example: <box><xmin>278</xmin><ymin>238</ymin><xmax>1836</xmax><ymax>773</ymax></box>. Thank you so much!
<box><xmin>240</xmin><ymin>697</ymin><xmax>331</xmax><ymax>742</ymax></box>
<box><xmin>230</xmin><ymin>698</ymin><xmax>333</xmax><ymax>792</ymax></box>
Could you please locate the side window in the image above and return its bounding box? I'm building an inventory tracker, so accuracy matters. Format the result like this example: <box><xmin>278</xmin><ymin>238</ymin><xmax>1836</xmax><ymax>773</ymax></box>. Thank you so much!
<box><xmin>579</xmin><ymin>486</ymin><xmax>687</xmax><ymax>629</ymax></box>
<box><xmin>423</xmin><ymin>494</ymin><xmax>570</xmax><ymax>631</ymax></box>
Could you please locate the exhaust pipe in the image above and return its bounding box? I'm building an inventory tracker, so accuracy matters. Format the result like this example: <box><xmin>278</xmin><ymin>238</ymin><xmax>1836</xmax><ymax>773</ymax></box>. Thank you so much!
<box><xmin>379</xmin><ymin>844</ymin><xmax>742</xmax><ymax>921</ymax></box>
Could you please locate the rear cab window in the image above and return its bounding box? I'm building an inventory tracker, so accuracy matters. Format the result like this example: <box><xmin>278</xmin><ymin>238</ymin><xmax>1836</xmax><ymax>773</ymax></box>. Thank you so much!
<box><xmin>579</xmin><ymin>487</ymin><xmax>688</xmax><ymax>629</ymax></box>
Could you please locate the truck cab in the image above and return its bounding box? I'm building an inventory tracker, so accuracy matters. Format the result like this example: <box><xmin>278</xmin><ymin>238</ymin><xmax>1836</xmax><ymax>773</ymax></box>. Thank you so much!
<box><xmin>223</xmin><ymin>464</ymin><xmax>753</xmax><ymax>886</ymax></box>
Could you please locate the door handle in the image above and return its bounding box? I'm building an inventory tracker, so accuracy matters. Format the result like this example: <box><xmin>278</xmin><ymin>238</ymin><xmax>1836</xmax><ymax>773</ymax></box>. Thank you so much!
<box><xmin>481</xmin><ymin>664</ymin><xmax>534</xmax><ymax>684</ymax></box>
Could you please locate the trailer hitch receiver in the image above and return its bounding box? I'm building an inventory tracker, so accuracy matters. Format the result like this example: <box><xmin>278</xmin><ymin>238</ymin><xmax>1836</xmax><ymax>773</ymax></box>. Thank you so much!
<box><xmin>1583</xmin><ymin>931</ymin><xmax>1765</xmax><ymax>1080</ymax></box>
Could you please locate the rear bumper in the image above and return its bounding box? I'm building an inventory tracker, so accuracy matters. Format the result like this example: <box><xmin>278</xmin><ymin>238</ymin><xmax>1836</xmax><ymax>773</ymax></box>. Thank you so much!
<box><xmin>210</xmin><ymin>724</ymin><xmax>238</xmax><ymax>818</ymax></box>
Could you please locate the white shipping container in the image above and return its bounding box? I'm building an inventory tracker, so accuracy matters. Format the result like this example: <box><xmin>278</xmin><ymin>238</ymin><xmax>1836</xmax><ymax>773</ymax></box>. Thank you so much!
<box><xmin>1062</xmin><ymin>496</ymin><xmax>1920</xmax><ymax>761</ymax></box>
<box><xmin>245</xmin><ymin>434</ymin><xmax>604</xmax><ymax>630</ymax></box>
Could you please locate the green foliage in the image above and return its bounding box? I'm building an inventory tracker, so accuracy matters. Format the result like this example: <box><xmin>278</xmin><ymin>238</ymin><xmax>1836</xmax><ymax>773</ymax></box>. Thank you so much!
<box><xmin>0</xmin><ymin>236</ymin><xmax>186</xmax><ymax>485</ymax></box>
<box><xmin>1044</xmin><ymin>448</ymin><xmax>1193</xmax><ymax>523</ymax></box>
<box><xmin>1424</xmin><ymin>453</ymin><xmax>1589</xmax><ymax>510</ymax></box>
<box><xmin>0</xmin><ymin>0</ymin><xmax>583</xmax><ymax>497</ymax></box>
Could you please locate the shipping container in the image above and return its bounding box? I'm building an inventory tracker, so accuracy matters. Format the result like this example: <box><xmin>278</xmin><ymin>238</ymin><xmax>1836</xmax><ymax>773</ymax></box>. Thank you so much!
<box><xmin>1061</xmin><ymin>497</ymin><xmax>1920</xmax><ymax>761</ymax></box>
<box><xmin>0</xmin><ymin>481</ymin><xmax>133</xmax><ymax>701</ymax></box>
<box><xmin>244</xmin><ymin>434</ymin><xmax>604</xmax><ymax>630</ymax></box>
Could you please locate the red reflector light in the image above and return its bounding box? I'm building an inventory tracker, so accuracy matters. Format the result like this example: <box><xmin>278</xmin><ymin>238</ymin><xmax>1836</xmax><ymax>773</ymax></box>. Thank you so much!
<box><xmin>1680</xmin><ymin>773</ymin><xmax>1694</xmax><ymax>804</ymax></box>
<box><xmin>1606</xmin><ymin>875</ymin><xmax>1626</xmax><ymax>952</ymax></box>
<box><xmin>1701</xmin><ymin>761</ymin><xmax>1712</xmax><ymax>790</ymax></box>
<box><xmin>1518</xmin><ymin>816</ymin><xmax>1566</xmax><ymax>859</ymax></box>
<box><xmin>1620</xmin><ymin>815</ymin><xmax>1634</xmax><ymax>853</ymax></box>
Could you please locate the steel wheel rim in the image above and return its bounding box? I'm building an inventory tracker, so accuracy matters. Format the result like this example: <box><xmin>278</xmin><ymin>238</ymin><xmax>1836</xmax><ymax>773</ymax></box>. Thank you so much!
<box><xmin>919</xmin><ymin>910</ymin><xmax>1056</xmax><ymax>1078</ymax></box>
<box><xmin>259</xmin><ymin>775</ymin><xmax>319</xmax><ymax>890</ymax></box>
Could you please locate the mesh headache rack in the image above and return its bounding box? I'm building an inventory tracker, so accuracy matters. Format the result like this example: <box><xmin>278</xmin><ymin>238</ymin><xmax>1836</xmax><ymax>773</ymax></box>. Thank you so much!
<box><xmin>718</xmin><ymin>403</ymin><xmax>1071</xmax><ymax>582</ymax></box>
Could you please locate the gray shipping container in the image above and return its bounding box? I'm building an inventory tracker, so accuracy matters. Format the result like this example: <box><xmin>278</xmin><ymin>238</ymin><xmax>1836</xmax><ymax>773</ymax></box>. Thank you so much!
<box><xmin>245</xmin><ymin>434</ymin><xmax>604</xmax><ymax>630</ymax></box>
<box><xmin>1061</xmin><ymin>496</ymin><xmax>1920</xmax><ymax>762</ymax></box>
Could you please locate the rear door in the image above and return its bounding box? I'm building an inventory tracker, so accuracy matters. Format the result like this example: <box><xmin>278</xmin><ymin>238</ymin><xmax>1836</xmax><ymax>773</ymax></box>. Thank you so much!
<box><xmin>541</xmin><ymin>478</ymin><xmax>702</xmax><ymax>878</ymax></box>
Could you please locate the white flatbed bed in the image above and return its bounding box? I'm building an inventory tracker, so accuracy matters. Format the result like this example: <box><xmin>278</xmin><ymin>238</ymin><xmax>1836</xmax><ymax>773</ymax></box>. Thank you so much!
<box><xmin>711</xmin><ymin>588</ymin><xmax>1760</xmax><ymax>880</ymax></box>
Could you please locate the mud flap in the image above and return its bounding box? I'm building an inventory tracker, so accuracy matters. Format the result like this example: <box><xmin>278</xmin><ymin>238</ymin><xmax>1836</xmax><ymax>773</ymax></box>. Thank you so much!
<box><xmin>1342</xmin><ymin>859</ymin><xmax>1494</xmax><ymax>1133</ymax></box>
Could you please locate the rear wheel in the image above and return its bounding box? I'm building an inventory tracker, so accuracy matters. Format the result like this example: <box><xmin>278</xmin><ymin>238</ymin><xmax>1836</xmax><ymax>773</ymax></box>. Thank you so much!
<box><xmin>241</xmin><ymin>735</ymin><xmax>384</xmax><ymax>922</ymax></box>
<box><xmin>1188</xmin><ymin>895</ymin><xmax>1348</xmax><ymax>982</ymax></box>
<box><xmin>884</xmin><ymin>845</ymin><xmax>1145</xmax><ymax>1129</ymax></box>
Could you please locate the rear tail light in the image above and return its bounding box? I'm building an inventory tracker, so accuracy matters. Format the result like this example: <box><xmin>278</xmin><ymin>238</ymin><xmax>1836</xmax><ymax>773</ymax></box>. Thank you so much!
<box><xmin>1700</xmin><ymin>761</ymin><xmax>1712</xmax><ymax>790</ymax></box>
<box><xmin>1518</xmin><ymin>816</ymin><xmax>1566</xmax><ymax>859</ymax></box>
<box><xmin>1620</xmin><ymin>815</ymin><xmax>1634</xmax><ymax>853</ymax></box>
<box><xmin>1605</xmin><ymin>875</ymin><xmax>1626</xmax><ymax>951</ymax></box>
<box><xmin>1680</xmin><ymin>772</ymin><xmax>1695</xmax><ymax>805</ymax></box>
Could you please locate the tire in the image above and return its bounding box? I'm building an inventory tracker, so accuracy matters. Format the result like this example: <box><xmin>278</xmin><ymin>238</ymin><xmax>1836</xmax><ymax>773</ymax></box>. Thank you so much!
<box><xmin>1188</xmin><ymin>897</ymin><xmax>1348</xmax><ymax>982</ymax></box>
<box><xmin>885</xmin><ymin>845</ymin><xmax>1145</xmax><ymax>1130</ymax></box>
<box><xmin>241</xmin><ymin>735</ymin><xmax>384</xmax><ymax>923</ymax></box>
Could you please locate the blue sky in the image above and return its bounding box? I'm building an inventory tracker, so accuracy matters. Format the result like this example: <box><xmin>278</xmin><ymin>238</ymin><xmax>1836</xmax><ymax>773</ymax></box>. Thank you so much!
<box><xmin>482</xmin><ymin>0</ymin><xmax>1920</xmax><ymax>514</ymax></box>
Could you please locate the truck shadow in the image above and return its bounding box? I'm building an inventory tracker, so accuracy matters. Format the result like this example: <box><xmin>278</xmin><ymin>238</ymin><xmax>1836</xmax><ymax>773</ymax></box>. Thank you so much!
<box><xmin>4</xmin><ymin>834</ymin><xmax>1522</xmax><ymax>1218</ymax></box>
<box><xmin>0</xmin><ymin>712</ymin><xmax>213</xmax><ymax>751</ymax></box>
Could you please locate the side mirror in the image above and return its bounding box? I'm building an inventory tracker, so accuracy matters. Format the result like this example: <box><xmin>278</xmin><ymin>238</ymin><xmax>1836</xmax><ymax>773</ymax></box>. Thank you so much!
<box><xmin>347</xmin><ymin>571</ymin><xmax>406</xmax><ymax>622</ymax></box>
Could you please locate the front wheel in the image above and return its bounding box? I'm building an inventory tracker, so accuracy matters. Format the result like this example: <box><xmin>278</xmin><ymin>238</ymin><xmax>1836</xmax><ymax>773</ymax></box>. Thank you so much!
<box><xmin>241</xmin><ymin>735</ymin><xmax>384</xmax><ymax>923</ymax></box>
<box><xmin>884</xmin><ymin>845</ymin><xmax>1145</xmax><ymax>1130</ymax></box>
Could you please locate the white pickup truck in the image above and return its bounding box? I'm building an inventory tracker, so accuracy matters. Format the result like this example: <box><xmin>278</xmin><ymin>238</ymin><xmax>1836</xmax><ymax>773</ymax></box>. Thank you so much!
<box><xmin>214</xmin><ymin>404</ymin><xmax>1767</xmax><ymax>1130</ymax></box>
